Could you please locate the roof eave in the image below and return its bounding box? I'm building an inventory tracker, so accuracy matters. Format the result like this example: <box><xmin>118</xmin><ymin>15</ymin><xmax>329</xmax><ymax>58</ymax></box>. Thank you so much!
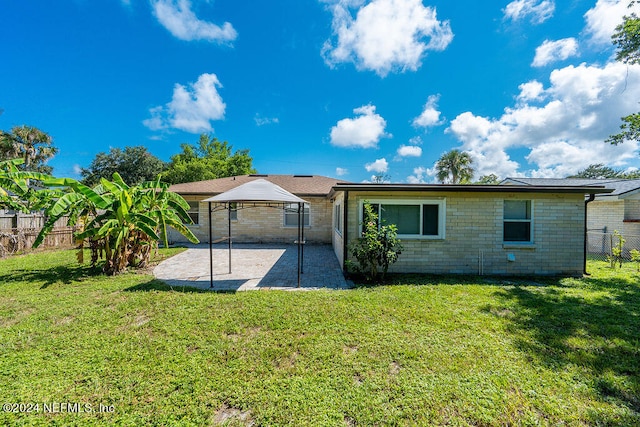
<box><xmin>330</xmin><ymin>183</ymin><xmax>613</xmax><ymax>195</ymax></box>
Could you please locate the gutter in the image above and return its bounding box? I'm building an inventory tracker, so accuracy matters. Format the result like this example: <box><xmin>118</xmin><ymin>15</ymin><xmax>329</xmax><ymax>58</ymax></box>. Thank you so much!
<box><xmin>584</xmin><ymin>193</ymin><xmax>596</xmax><ymax>276</ymax></box>
<box><xmin>332</xmin><ymin>183</ymin><xmax>612</xmax><ymax>195</ymax></box>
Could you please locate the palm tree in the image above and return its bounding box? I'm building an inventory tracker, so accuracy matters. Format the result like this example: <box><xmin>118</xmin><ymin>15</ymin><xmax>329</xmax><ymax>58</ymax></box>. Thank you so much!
<box><xmin>0</xmin><ymin>125</ymin><xmax>58</xmax><ymax>174</ymax></box>
<box><xmin>435</xmin><ymin>149</ymin><xmax>474</xmax><ymax>184</ymax></box>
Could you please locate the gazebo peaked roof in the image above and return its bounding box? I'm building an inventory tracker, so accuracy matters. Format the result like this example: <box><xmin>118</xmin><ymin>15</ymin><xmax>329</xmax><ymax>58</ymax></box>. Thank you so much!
<box><xmin>202</xmin><ymin>178</ymin><xmax>308</xmax><ymax>204</ymax></box>
<box><xmin>202</xmin><ymin>178</ymin><xmax>309</xmax><ymax>288</ymax></box>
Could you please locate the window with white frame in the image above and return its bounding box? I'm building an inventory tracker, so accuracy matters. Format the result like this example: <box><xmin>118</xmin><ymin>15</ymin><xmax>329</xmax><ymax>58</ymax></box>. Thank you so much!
<box><xmin>284</xmin><ymin>203</ymin><xmax>310</xmax><ymax>227</ymax></box>
<box><xmin>186</xmin><ymin>201</ymin><xmax>199</xmax><ymax>225</ymax></box>
<box><xmin>334</xmin><ymin>202</ymin><xmax>342</xmax><ymax>234</ymax></box>
<box><xmin>361</xmin><ymin>199</ymin><xmax>445</xmax><ymax>239</ymax></box>
<box><xmin>503</xmin><ymin>200</ymin><xmax>532</xmax><ymax>242</ymax></box>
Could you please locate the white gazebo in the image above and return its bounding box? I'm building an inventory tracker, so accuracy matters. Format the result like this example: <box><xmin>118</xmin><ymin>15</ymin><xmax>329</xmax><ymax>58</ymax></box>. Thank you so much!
<box><xmin>202</xmin><ymin>179</ymin><xmax>309</xmax><ymax>288</ymax></box>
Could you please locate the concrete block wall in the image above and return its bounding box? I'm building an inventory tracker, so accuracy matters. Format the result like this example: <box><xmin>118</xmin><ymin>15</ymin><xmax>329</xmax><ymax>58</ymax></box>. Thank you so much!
<box><xmin>588</xmin><ymin>200</ymin><xmax>624</xmax><ymax>233</ymax></box>
<box><xmin>342</xmin><ymin>191</ymin><xmax>586</xmax><ymax>276</ymax></box>
<box><xmin>170</xmin><ymin>196</ymin><xmax>333</xmax><ymax>244</ymax></box>
<box><xmin>624</xmin><ymin>199</ymin><xmax>640</xmax><ymax>221</ymax></box>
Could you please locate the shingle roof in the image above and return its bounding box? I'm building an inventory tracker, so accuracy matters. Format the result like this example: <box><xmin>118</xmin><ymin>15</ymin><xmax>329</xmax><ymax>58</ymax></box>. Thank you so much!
<box><xmin>169</xmin><ymin>174</ymin><xmax>348</xmax><ymax>197</ymax></box>
<box><xmin>502</xmin><ymin>177</ymin><xmax>640</xmax><ymax>198</ymax></box>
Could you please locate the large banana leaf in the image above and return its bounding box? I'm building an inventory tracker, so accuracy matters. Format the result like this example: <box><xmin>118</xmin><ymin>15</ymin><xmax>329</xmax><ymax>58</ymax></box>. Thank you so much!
<box><xmin>111</xmin><ymin>172</ymin><xmax>130</xmax><ymax>191</ymax></box>
<box><xmin>161</xmin><ymin>209</ymin><xmax>199</xmax><ymax>244</ymax></box>
<box><xmin>32</xmin><ymin>192</ymin><xmax>85</xmax><ymax>248</ymax></box>
<box><xmin>44</xmin><ymin>177</ymin><xmax>110</xmax><ymax>210</ymax></box>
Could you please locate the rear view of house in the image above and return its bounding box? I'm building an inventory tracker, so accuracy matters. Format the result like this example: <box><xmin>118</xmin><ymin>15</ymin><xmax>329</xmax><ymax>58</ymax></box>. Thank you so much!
<box><xmin>330</xmin><ymin>183</ymin><xmax>610</xmax><ymax>276</ymax></box>
<box><xmin>170</xmin><ymin>175</ymin><xmax>609</xmax><ymax>277</ymax></box>
<box><xmin>502</xmin><ymin>178</ymin><xmax>640</xmax><ymax>259</ymax></box>
<box><xmin>168</xmin><ymin>174</ymin><xmax>345</xmax><ymax>244</ymax></box>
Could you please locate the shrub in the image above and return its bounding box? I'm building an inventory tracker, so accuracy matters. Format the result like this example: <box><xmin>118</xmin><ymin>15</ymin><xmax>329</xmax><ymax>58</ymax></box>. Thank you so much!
<box><xmin>346</xmin><ymin>201</ymin><xmax>403</xmax><ymax>283</ymax></box>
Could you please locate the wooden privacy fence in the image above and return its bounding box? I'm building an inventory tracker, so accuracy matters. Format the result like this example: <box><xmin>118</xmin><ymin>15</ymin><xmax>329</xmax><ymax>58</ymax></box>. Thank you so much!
<box><xmin>0</xmin><ymin>212</ymin><xmax>77</xmax><ymax>257</ymax></box>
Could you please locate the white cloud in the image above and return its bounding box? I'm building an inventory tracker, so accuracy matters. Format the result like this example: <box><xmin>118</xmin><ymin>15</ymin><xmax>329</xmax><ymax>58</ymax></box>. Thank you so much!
<box><xmin>365</xmin><ymin>158</ymin><xmax>389</xmax><ymax>173</ymax></box>
<box><xmin>532</xmin><ymin>38</ymin><xmax>579</xmax><ymax>67</ymax></box>
<box><xmin>322</xmin><ymin>0</ymin><xmax>453</xmax><ymax>76</ymax></box>
<box><xmin>517</xmin><ymin>80</ymin><xmax>546</xmax><ymax>102</ymax></box>
<box><xmin>329</xmin><ymin>104</ymin><xmax>390</xmax><ymax>148</ymax></box>
<box><xmin>448</xmin><ymin>61</ymin><xmax>640</xmax><ymax>178</ymax></box>
<box><xmin>406</xmin><ymin>166</ymin><xmax>435</xmax><ymax>183</ymax></box>
<box><xmin>254</xmin><ymin>115</ymin><xmax>280</xmax><ymax>126</ymax></box>
<box><xmin>503</xmin><ymin>0</ymin><xmax>555</xmax><ymax>24</ymax></box>
<box><xmin>584</xmin><ymin>0</ymin><xmax>640</xmax><ymax>45</ymax></box>
<box><xmin>409</xmin><ymin>136</ymin><xmax>423</xmax><ymax>145</ymax></box>
<box><xmin>336</xmin><ymin>167</ymin><xmax>349</xmax><ymax>176</ymax></box>
<box><xmin>413</xmin><ymin>94</ymin><xmax>444</xmax><ymax>128</ymax></box>
<box><xmin>397</xmin><ymin>145</ymin><xmax>422</xmax><ymax>157</ymax></box>
<box><xmin>143</xmin><ymin>73</ymin><xmax>226</xmax><ymax>133</ymax></box>
<box><xmin>150</xmin><ymin>0</ymin><xmax>237</xmax><ymax>43</ymax></box>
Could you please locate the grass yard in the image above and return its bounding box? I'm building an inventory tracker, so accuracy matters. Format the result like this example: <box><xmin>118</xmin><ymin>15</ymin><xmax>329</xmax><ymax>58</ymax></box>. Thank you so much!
<box><xmin>1</xmin><ymin>250</ymin><xmax>639</xmax><ymax>426</ymax></box>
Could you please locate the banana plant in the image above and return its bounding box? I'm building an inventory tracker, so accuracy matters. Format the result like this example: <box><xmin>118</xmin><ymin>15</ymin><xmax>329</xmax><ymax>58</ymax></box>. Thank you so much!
<box><xmin>0</xmin><ymin>158</ymin><xmax>52</xmax><ymax>212</ymax></box>
<box><xmin>34</xmin><ymin>172</ymin><xmax>198</xmax><ymax>274</ymax></box>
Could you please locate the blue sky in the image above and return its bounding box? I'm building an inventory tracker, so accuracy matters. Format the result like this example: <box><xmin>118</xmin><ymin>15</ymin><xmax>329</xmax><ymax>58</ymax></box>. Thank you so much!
<box><xmin>2</xmin><ymin>0</ymin><xmax>640</xmax><ymax>183</ymax></box>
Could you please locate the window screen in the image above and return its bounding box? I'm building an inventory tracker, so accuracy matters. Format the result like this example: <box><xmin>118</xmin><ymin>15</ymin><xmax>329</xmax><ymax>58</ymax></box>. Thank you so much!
<box><xmin>284</xmin><ymin>204</ymin><xmax>310</xmax><ymax>227</ymax></box>
<box><xmin>380</xmin><ymin>204</ymin><xmax>420</xmax><ymax>235</ymax></box>
<box><xmin>422</xmin><ymin>204</ymin><xmax>439</xmax><ymax>236</ymax></box>
<box><xmin>503</xmin><ymin>200</ymin><xmax>532</xmax><ymax>242</ymax></box>
<box><xmin>187</xmin><ymin>201</ymin><xmax>199</xmax><ymax>224</ymax></box>
<box><xmin>360</xmin><ymin>201</ymin><xmax>443</xmax><ymax>237</ymax></box>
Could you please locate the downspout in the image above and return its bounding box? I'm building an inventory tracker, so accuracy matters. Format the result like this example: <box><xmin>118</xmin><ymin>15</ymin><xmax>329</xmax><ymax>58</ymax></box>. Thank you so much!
<box><xmin>342</xmin><ymin>191</ymin><xmax>349</xmax><ymax>275</ymax></box>
<box><xmin>584</xmin><ymin>193</ymin><xmax>595</xmax><ymax>276</ymax></box>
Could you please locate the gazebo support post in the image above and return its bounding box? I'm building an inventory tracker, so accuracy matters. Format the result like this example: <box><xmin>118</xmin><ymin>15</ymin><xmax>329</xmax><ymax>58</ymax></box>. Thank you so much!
<box><xmin>301</xmin><ymin>203</ymin><xmax>305</xmax><ymax>274</ymax></box>
<box><xmin>209</xmin><ymin>202</ymin><xmax>213</xmax><ymax>289</ymax></box>
<box><xmin>297</xmin><ymin>202</ymin><xmax>302</xmax><ymax>288</ymax></box>
<box><xmin>228</xmin><ymin>203</ymin><xmax>232</xmax><ymax>274</ymax></box>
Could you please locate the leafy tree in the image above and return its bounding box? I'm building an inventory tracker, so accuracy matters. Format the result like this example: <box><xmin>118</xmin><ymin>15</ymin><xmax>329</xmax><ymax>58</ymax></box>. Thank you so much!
<box><xmin>476</xmin><ymin>174</ymin><xmax>500</xmax><ymax>185</ymax></box>
<box><xmin>34</xmin><ymin>173</ymin><xmax>198</xmax><ymax>275</ymax></box>
<box><xmin>346</xmin><ymin>202</ymin><xmax>403</xmax><ymax>283</ymax></box>
<box><xmin>81</xmin><ymin>146</ymin><xmax>167</xmax><ymax>187</ymax></box>
<box><xmin>568</xmin><ymin>163</ymin><xmax>640</xmax><ymax>179</ymax></box>
<box><xmin>607</xmin><ymin>1</ymin><xmax>640</xmax><ymax>145</ymax></box>
<box><xmin>163</xmin><ymin>134</ymin><xmax>256</xmax><ymax>184</ymax></box>
<box><xmin>371</xmin><ymin>173</ymin><xmax>391</xmax><ymax>183</ymax></box>
<box><xmin>435</xmin><ymin>149</ymin><xmax>474</xmax><ymax>184</ymax></box>
<box><xmin>568</xmin><ymin>164</ymin><xmax>622</xmax><ymax>179</ymax></box>
<box><xmin>0</xmin><ymin>125</ymin><xmax>58</xmax><ymax>174</ymax></box>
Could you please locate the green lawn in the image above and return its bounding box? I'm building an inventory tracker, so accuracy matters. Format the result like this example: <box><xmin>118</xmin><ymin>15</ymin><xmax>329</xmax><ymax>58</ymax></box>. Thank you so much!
<box><xmin>1</xmin><ymin>250</ymin><xmax>639</xmax><ymax>426</ymax></box>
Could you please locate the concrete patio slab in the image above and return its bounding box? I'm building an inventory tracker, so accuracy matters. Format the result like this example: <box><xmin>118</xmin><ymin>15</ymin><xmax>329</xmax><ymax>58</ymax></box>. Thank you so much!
<box><xmin>153</xmin><ymin>243</ymin><xmax>351</xmax><ymax>291</ymax></box>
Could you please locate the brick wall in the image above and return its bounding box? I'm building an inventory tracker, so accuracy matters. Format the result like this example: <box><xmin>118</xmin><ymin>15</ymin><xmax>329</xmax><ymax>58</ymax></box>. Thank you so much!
<box><xmin>588</xmin><ymin>200</ymin><xmax>624</xmax><ymax>233</ymax></box>
<box><xmin>341</xmin><ymin>191</ymin><xmax>586</xmax><ymax>276</ymax></box>
<box><xmin>624</xmin><ymin>199</ymin><xmax>640</xmax><ymax>221</ymax></box>
<box><xmin>169</xmin><ymin>196</ymin><xmax>333</xmax><ymax>244</ymax></box>
<box><xmin>623</xmin><ymin>198</ymin><xmax>640</xmax><ymax>237</ymax></box>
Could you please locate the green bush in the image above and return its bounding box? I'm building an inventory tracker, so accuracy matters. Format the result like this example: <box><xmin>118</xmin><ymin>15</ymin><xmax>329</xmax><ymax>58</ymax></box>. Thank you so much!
<box><xmin>346</xmin><ymin>201</ymin><xmax>403</xmax><ymax>283</ymax></box>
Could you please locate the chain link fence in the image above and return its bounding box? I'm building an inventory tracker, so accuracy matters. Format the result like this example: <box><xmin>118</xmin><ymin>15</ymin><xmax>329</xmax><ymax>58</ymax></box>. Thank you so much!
<box><xmin>587</xmin><ymin>231</ymin><xmax>640</xmax><ymax>262</ymax></box>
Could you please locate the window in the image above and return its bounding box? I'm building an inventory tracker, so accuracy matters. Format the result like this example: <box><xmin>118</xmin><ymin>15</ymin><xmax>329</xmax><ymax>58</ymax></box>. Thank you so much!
<box><xmin>361</xmin><ymin>199</ymin><xmax>445</xmax><ymax>239</ymax></box>
<box><xmin>229</xmin><ymin>202</ymin><xmax>238</xmax><ymax>221</ymax></box>
<box><xmin>284</xmin><ymin>203</ymin><xmax>310</xmax><ymax>227</ymax></box>
<box><xmin>334</xmin><ymin>202</ymin><xmax>342</xmax><ymax>234</ymax></box>
<box><xmin>503</xmin><ymin>200</ymin><xmax>532</xmax><ymax>242</ymax></box>
<box><xmin>187</xmin><ymin>201</ymin><xmax>199</xmax><ymax>225</ymax></box>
